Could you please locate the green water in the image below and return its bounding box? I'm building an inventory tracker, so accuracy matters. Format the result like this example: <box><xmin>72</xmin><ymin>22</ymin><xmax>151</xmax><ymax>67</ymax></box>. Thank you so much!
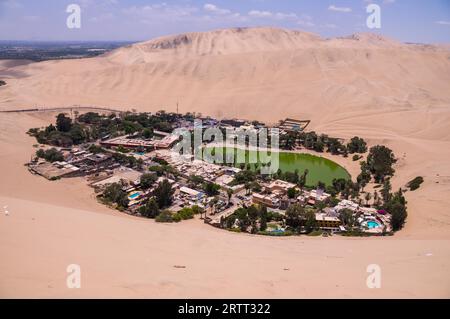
<box><xmin>204</xmin><ymin>147</ymin><xmax>351</xmax><ymax>186</ymax></box>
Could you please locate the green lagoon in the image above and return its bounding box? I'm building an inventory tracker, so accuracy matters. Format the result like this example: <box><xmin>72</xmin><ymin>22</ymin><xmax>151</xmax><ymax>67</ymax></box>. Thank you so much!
<box><xmin>204</xmin><ymin>147</ymin><xmax>351</xmax><ymax>186</ymax></box>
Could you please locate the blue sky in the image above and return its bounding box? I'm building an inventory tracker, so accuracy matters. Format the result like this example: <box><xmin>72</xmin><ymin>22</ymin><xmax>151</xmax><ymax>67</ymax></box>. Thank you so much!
<box><xmin>0</xmin><ymin>0</ymin><xmax>449</xmax><ymax>43</ymax></box>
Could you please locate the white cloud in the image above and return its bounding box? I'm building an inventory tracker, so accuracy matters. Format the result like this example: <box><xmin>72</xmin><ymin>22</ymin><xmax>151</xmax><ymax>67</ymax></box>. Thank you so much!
<box><xmin>436</xmin><ymin>20</ymin><xmax>450</xmax><ymax>26</ymax></box>
<box><xmin>328</xmin><ymin>5</ymin><xmax>352</xmax><ymax>13</ymax></box>
<box><xmin>248</xmin><ymin>10</ymin><xmax>273</xmax><ymax>18</ymax></box>
<box><xmin>248</xmin><ymin>9</ymin><xmax>299</xmax><ymax>21</ymax></box>
<box><xmin>123</xmin><ymin>3</ymin><xmax>199</xmax><ymax>21</ymax></box>
<box><xmin>203</xmin><ymin>3</ymin><xmax>231</xmax><ymax>15</ymax></box>
<box><xmin>297</xmin><ymin>14</ymin><xmax>315</xmax><ymax>27</ymax></box>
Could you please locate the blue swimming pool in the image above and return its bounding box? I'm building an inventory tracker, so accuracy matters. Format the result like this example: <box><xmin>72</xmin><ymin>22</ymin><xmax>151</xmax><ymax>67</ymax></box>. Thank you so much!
<box><xmin>129</xmin><ymin>192</ymin><xmax>140</xmax><ymax>200</ymax></box>
<box><xmin>367</xmin><ymin>221</ymin><xmax>381</xmax><ymax>229</ymax></box>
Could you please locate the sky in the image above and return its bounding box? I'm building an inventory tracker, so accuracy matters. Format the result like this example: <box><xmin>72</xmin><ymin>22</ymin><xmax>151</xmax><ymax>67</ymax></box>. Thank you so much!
<box><xmin>0</xmin><ymin>0</ymin><xmax>449</xmax><ymax>43</ymax></box>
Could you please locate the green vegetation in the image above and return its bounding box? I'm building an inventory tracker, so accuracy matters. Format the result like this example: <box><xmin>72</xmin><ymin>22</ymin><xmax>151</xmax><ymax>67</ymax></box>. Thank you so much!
<box><xmin>36</xmin><ymin>148</ymin><xmax>64</xmax><ymax>163</ymax></box>
<box><xmin>202</xmin><ymin>182</ymin><xmax>221</xmax><ymax>196</ymax></box>
<box><xmin>187</xmin><ymin>175</ymin><xmax>204</xmax><ymax>188</ymax></box>
<box><xmin>139</xmin><ymin>198</ymin><xmax>160</xmax><ymax>218</ymax></box>
<box><xmin>173</xmin><ymin>207</ymin><xmax>195</xmax><ymax>221</ymax></box>
<box><xmin>407</xmin><ymin>176</ymin><xmax>424</xmax><ymax>191</ymax></box>
<box><xmin>112</xmin><ymin>152</ymin><xmax>144</xmax><ymax>169</ymax></box>
<box><xmin>153</xmin><ymin>179</ymin><xmax>174</xmax><ymax>208</ymax></box>
<box><xmin>140</xmin><ymin>173</ymin><xmax>158</xmax><ymax>190</ymax></box>
<box><xmin>27</xmin><ymin>111</ymin><xmax>180</xmax><ymax>148</ymax></box>
<box><xmin>385</xmin><ymin>189</ymin><xmax>408</xmax><ymax>231</ymax></box>
<box><xmin>347</xmin><ymin>136</ymin><xmax>368</xmax><ymax>154</ymax></box>
<box><xmin>367</xmin><ymin>145</ymin><xmax>397</xmax><ymax>183</ymax></box>
<box><xmin>103</xmin><ymin>183</ymin><xmax>129</xmax><ymax>209</ymax></box>
<box><xmin>221</xmin><ymin>205</ymin><xmax>274</xmax><ymax>234</ymax></box>
<box><xmin>155</xmin><ymin>210</ymin><xmax>175</xmax><ymax>223</ymax></box>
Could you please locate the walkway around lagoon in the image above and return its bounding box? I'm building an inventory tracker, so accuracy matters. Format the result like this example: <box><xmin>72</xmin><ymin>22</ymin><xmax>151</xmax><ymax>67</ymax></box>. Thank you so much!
<box><xmin>0</xmin><ymin>106</ymin><xmax>123</xmax><ymax>114</ymax></box>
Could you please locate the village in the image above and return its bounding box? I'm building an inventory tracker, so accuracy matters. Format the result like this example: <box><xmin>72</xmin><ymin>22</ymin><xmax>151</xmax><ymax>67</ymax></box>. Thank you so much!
<box><xmin>26</xmin><ymin>111</ymin><xmax>398</xmax><ymax>236</ymax></box>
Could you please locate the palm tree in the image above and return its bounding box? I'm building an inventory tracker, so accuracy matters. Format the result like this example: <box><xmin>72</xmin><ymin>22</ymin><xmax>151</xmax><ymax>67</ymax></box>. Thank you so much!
<box><xmin>244</xmin><ymin>182</ymin><xmax>251</xmax><ymax>195</ymax></box>
<box><xmin>365</xmin><ymin>192</ymin><xmax>372</xmax><ymax>206</ymax></box>
<box><xmin>226</xmin><ymin>188</ymin><xmax>233</xmax><ymax>205</ymax></box>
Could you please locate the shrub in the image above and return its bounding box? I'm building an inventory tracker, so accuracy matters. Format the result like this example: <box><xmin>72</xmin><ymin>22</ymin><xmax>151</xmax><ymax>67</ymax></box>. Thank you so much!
<box><xmin>175</xmin><ymin>207</ymin><xmax>195</xmax><ymax>220</ymax></box>
<box><xmin>140</xmin><ymin>173</ymin><xmax>157</xmax><ymax>190</ymax></box>
<box><xmin>139</xmin><ymin>198</ymin><xmax>159</xmax><ymax>218</ymax></box>
<box><xmin>407</xmin><ymin>176</ymin><xmax>424</xmax><ymax>191</ymax></box>
<box><xmin>307</xmin><ymin>230</ymin><xmax>323</xmax><ymax>236</ymax></box>
<box><xmin>36</xmin><ymin>148</ymin><xmax>64</xmax><ymax>163</ymax></box>
<box><xmin>103</xmin><ymin>183</ymin><xmax>129</xmax><ymax>209</ymax></box>
<box><xmin>155</xmin><ymin>210</ymin><xmax>174</xmax><ymax>223</ymax></box>
<box><xmin>347</xmin><ymin>136</ymin><xmax>367</xmax><ymax>154</ymax></box>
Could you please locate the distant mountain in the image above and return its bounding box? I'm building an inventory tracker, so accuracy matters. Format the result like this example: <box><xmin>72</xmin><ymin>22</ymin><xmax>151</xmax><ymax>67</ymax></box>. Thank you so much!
<box><xmin>1</xmin><ymin>27</ymin><xmax>449</xmax><ymax>142</ymax></box>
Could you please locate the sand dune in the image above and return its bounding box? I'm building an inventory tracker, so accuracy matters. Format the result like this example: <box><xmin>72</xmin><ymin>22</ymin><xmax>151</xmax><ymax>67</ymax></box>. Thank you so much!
<box><xmin>0</xmin><ymin>27</ymin><xmax>449</xmax><ymax>297</ymax></box>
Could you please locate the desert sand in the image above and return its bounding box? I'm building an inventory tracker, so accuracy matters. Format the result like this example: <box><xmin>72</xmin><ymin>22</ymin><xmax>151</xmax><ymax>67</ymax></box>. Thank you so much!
<box><xmin>0</xmin><ymin>27</ymin><xmax>449</xmax><ymax>298</ymax></box>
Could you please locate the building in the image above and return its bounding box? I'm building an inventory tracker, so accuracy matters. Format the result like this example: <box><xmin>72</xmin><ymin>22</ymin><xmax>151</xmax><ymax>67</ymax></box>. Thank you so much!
<box><xmin>315</xmin><ymin>213</ymin><xmax>342</xmax><ymax>231</ymax></box>
<box><xmin>267</xmin><ymin>179</ymin><xmax>296</xmax><ymax>194</ymax></box>
<box><xmin>153</xmin><ymin>135</ymin><xmax>180</xmax><ymax>149</ymax></box>
<box><xmin>279</xmin><ymin>118</ymin><xmax>311</xmax><ymax>133</ymax></box>
<box><xmin>100</xmin><ymin>136</ymin><xmax>155</xmax><ymax>150</ymax></box>
<box><xmin>252</xmin><ymin>193</ymin><xmax>279</xmax><ymax>208</ymax></box>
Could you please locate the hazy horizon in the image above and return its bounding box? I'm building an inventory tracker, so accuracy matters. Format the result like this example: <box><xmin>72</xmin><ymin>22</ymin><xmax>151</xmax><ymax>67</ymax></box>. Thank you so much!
<box><xmin>0</xmin><ymin>0</ymin><xmax>449</xmax><ymax>44</ymax></box>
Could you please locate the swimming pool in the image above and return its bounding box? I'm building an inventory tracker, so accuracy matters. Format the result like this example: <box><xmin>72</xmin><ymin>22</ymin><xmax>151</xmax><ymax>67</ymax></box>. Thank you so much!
<box><xmin>367</xmin><ymin>221</ymin><xmax>381</xmax><ymax>229</ymax></box>
<box><xmin>129</xmin><ymin>192</ymin><xmax>141</xmax><ymax>200</ymax></box>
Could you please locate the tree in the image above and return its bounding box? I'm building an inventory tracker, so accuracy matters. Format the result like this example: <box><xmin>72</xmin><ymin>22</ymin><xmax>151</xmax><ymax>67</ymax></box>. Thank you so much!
<box><xmin>142</xmin><ymin>128</ymin><xmax>153</xmax><ymax>139</ymax></box>
<box><xmin>226</xmin><ymin>188</ymin><xmax>233</xmax><ymax>204</ymax></box>
<box><xmin>339</xmin><ymin>209</ymin><xmax>355</xmax><ymax>229</ymax></box>
<box><xmin>140</xmin><ymin>173</ymin><xmax>157</xmax><ymax>190</ymax></box>
<box><xmin>347</xmin><ymin>136</ymin><xmax>367</xmax><ymax>154</ymax></box>
<box><xmin>407</xmin><ymin>176</ymin><xmax>424</xmax><ymax>191</ymax></box>
<box><xmin>285</xmin><ymin>204</ymin><xmax>305</xmax><ymax>230</ymax></box>
<box><xmin>298</xmin><ymin>169</ymin><xmax>308</xmax><ymax>190</ymax></box>
<box><xmin>367</xmin><ymin>145</ymin><xmax>397</xmax><ymax>182</ymax></box>
<box><xmin>304</xmin><ymin>210</ymin><xmax>317</xmax><ymax>233</ymax></box>
<box><xmin>381</xmin><ymin>178</ymin><xmax>392</xmax><ymax>204</ymax></box>
<box><xmin>259</xmin><ymin>205</ymin><xmax>268</xmax><ymax>231</ymax></box>
<box><xmin>203</xmin><ymin>182</ymin><xmax>220</xmax><ymax>196</ymax></box>
<box><xmin>244</xmin><ymin>182</ymin><xmax>251</xmax><ymax>195</ymax></box>
<box><xmin>153</xmin><ymin>179</ymin><xmax>174</xmax><ymax>208</ymax></box>
<box><xmin>234</xmin><ymin>207</ymin><xmax>250</xmax><ymax>231</ymax></box>
<box><xmin>287</xmin><ymin>187</ymin><xmax>297</xmax><ymax>199</ymax></box>
<box><xmin>68</xmin><ymin>124</ymin><xmax>86</xmax><ymax>144</ymax></box>
<box><xmin>365</xmin><ymin>192</ymin><xmax>372</xmax><ymax>206</ymax></box>
<box><xmin>389</xmin><ymin>202</ymin><xmax>407</xmax><ymax>231</ymax></box>
<box><xmin>385</xmin><ymin>189</ymin><xmax>408</xmax><ymax>231</ymax></box>
<box><xmin>36</xmin><ymin>148</ymin><xmax>65</xmax><ymax>163</ymax></box>
<box><xmin>357</xmin><ymin>161</ymin><xmax>371</xmax><ymax>192</ymax></box>
<box><xmin>188</xmin><ymin>175</ymin><xmax>204</xmax><ymax>188</ymax></box>
<box><xmin>104</xmin><ymin>183</ymin><xmax>129</xmax><ymax>208</ymax></box>
<box><xmin>56</xmin><ymin>113</ymin><xmax>73</xmax><ymax>132</ymax></box>
<box><xmin>139</xmin><ymin>198</ymin><xmax>160</xmax><ymax>218</ymax></box>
